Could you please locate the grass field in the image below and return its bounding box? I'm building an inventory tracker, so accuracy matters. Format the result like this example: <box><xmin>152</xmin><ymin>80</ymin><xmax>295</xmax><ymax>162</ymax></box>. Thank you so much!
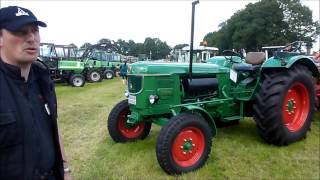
<box><xmin>56</xmin><ymin>78</ymin><xmax>320</xmax><ymax>180</ymax></box>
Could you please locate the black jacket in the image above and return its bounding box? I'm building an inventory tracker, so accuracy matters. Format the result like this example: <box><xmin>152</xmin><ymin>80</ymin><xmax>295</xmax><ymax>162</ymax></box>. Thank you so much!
<box><xmin>0</xmin><ymin>60</ymin><xmax>64</xmax><ymax>180</ymax></box>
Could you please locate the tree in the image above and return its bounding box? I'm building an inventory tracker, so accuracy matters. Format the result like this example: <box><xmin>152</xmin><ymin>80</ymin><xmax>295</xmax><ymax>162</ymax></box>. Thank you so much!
<box><xmin>131</xmin><ymin>43</ymin><xmax>144</xmax><ymax>57</ymax></box>
<box><xmin>143</xmin><ymin>37</ymin><xmax>156</xmax><ymax>59</ymax></box>
<box><xmin>114</xmin><ymin>39</ymin><xmax>129</xmax><ymax>55</ymax></box>
<box><xmin>80</xmin><ymin>42</ymin><xmax>92</xmax><ymax>49</ymax></box>
<box><xmin>173</xmin><ymin>44</ymin><xmax>188</xmax><ymax>50</ymax></box>
<box><xmin>143</xmin><ymin>37</ymin><xmax>171</xmax><ymax>60</ymax></box>
<box><xmin>156</xmin><ymin>40</ymin><xmax>171</xmax><ymax>59</ymax></box>
<box><xmin>204</xmin><ymin>0</ymin><xmax>320</xmax><ymax>52</ymax></box>
<box><xmin>80</xmin><ymin>37</ymin><xmax>171</xmax><ymax>59</ymax></box>
<box><xmin>98</xmin><ymin>38</ymin><xmax>112</xmax><ymax>44</ymax></box>
<box><xmin>69</xmin><ymin>43</ymin><xmax>78</xmax><ymax>48</ymax></box>
<box><xmin>278</xmin><ymin>0</ymin><xmax>320</xmax><ymax>47</ymax></box>
<box><xmin>127</xmin><ymin>40</ymin><xmax>137</xmax><ymax>56</ymax></box>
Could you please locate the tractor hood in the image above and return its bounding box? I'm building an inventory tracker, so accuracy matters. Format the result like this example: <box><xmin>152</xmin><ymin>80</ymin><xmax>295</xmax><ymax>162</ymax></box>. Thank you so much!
<box><xmin>129</xmin><ymin>62</ymin><xmax>228</xmax><ymax>75</ymax></box>
<box><xmin>58</xmin><ymin>60</ymin><xmax>84</xmax><ymax>70</ymax></box>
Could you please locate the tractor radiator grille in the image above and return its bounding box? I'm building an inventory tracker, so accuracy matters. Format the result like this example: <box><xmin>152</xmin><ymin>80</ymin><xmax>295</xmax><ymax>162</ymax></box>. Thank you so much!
<box><xmin>128</xmin><ymin>75</ymin><xmax>142</xmax><ymax>93</ymax></box>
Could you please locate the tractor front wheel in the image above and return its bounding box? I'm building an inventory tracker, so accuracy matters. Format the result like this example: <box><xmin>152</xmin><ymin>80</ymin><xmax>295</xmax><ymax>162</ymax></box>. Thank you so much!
<box><xmin>156</xmin><ymin>113</ymin><xmax>212</xmax><ymax>175</ymax></box>
<box><xmin>108</xmin><ymin>100</ymin><xmax>151</xmax><ymax>142</ymax></box>
<box><xmin>103</xmin><ymin>70</ymin><xmax>114</xmax><ymax>80</ymax></box>
<box><xmin>69</xmin><ymin>74</ymin><xmax>85</xmax><ymax>87</ymax></box>
<box><xmin>253</xmin><ymin>65</ymin><xmax>315</xmax><ymax>145</ymax></box>
<box><xmin>86</xmin><ymin>69</ymin><xmax>102</xmax><ymax>83</ymax></box>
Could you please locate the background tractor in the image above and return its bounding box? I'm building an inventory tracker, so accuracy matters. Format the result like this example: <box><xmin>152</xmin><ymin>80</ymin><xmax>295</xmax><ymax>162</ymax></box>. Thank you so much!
<box><xmin>107</xmin><ymin>1</ymin><xmax>319</xmax><ymax>175</ymax></box>
<box><xmin>39</xmin><ymin>42</ymin><xmax>124</xmax><ymax>86</ymax></box>
<box><xmin>79</xmin><ymin>43</ymin><xmax>125</xmax><ymax>81</ymax></box>
<box><xmin>39</xmin><ymin>43</ymin><xmax>86</xmax><ymax>87</ymax></box>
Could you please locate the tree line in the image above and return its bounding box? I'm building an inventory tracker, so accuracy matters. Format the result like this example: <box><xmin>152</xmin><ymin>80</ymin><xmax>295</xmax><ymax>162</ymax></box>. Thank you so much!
<box><xmin>79</xmin><ymin>37</ymin><xmax>171</xmax><ymax>60</ymax></box>
<box><xmin>76</xmin><ymin>0</ymin><xmax>319</xmax><ymax>59</ymax></box>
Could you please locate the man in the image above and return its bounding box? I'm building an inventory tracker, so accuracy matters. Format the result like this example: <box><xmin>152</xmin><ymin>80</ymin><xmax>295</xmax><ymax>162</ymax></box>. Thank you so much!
<box><xmin>283</xmin><ymin>43</ymin><xmax>293</xmax><ymax>52</ymax></box>
<box><xmin>314</xmin><ymin>50</ymin><xmax>320</xmax><ymax>61</ymax></box>
<box><xmin>0</xmin><ymin>6</ymin><xmax>71</xmax><ymax>180</ymax></box>
<box><xmin>119</xmin><ymin>61</ymin><xmax>128</xmax><ymax>85</ymax></box>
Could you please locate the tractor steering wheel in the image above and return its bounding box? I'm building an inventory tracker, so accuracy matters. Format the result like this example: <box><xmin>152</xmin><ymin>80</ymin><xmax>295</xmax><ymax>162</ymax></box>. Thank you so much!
<box><xmin>222</xmin><ymin>50</ymin><xmax>242</xmax><ymax>63</ymax></box>
<box><xmin>282</xmin><ymin>41</ymin><xmax>303</xmax><ymax>53</ymax></box>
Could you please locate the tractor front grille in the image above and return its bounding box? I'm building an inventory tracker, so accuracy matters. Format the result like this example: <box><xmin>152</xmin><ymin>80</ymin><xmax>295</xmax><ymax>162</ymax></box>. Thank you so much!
<box><xmin>128</xmin><ymin>75</ymin><xmax>142</xmax><ymax>93</ymax></box>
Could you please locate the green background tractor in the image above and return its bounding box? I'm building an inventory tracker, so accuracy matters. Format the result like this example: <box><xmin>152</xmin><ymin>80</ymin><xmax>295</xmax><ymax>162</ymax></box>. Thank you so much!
<box><xmin>80</xmin><ymin>43</ymin><xmax>125</xmax><ymax>81</ymax></box>
<box><xmin>39</xmin><ymin>43</ymin><xmax>86</xmax><ymax>87</ymax></box>
<box><xmin>39</xmin><ymin>43</ymin><xmax>125</xmax><ymax>86</ymax></box>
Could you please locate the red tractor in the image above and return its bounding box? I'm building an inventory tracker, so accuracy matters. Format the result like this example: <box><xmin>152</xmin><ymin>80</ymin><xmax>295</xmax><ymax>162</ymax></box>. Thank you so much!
<box><xmin>314</xmin><ymin>51</ymin><xmax>320</xmax><ymax>108</ymax></box>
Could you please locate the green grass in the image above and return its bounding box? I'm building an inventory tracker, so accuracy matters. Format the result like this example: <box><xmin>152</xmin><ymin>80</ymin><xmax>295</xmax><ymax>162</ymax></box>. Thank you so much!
<box><xmin>56</xmin><ymin>78</ymin><xmax>320</xmax><ymax>180</ymax></box>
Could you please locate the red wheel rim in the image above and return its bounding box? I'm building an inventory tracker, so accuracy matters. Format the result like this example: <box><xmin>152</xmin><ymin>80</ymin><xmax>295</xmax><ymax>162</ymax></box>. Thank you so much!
<box><xmin>118</xmin><ymin>108</ymin><xmax>145</xmax><ymax>138</ymax></box>
<box><xmin>282</xmin><ymin>82</ymin><xmax>310</xmax><ymax>132</ymax></box>
<box><xmin>171</xmin><ymin>127</ymin><xmax>205</xmax><ymax>167</ymax></box>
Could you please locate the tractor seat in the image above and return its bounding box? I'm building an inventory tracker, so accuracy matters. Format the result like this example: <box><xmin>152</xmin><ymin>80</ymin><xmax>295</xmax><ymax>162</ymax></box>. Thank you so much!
<box><xmin>245</xmin><ymin>52</ymin><xmax>266</xmax><ymax>65</ymax></box>
<box><xmin>233</xmin><ymin>52</ymin><xmax>266</xmax><ymax>72</ymax></box>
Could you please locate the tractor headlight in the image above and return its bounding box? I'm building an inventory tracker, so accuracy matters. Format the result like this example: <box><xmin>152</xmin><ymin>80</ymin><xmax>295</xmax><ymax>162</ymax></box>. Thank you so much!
<box><xmin>124</xmin><ymin>90</ymin><xmax>129</xmax><ymax>98</ymax></box>
<box><xmin>149</xmin><ymin>95</ymin><xmax>159</xmax><ymax>104</ymax></box>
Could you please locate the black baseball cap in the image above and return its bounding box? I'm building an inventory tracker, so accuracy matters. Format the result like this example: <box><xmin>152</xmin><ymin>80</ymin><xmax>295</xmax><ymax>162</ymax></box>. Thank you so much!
<box><xmin>0</xmin><ymin>6</ymin><xmax>47</xmax><ymax>31</ymax></box>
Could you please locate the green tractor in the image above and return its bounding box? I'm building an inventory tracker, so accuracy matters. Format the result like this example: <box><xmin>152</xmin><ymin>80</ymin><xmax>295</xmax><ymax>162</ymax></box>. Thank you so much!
<box><xmin>40</xmin><ymin>42</ymin><xmax>123</xmax><ymax>86</ymax></box>
<box><xmin>39</xmin><ymin>43</ymin><xmax>86</xmax><ymax>87</ymax></box>
<box><xmin>107</xmin><ymin>1</ymin><xmax>319</xmax><ymax>175</ymax></box>
<box><xmin>80</xmin><ymin>43</ymin><xmax>125</xmax><ymax>81</ymax></box>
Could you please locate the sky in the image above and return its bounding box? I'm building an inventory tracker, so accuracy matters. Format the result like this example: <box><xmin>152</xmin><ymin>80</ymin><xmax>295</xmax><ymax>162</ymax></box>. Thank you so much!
<box><xmin>1</xmin><ymin>0</ymin><xmax>319</xmax><ymax>51</ymax></box>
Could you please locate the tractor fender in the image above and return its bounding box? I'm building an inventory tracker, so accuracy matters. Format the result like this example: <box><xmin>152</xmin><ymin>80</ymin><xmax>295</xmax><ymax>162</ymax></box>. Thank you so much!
<box><xmin>286</xmin><ymin>56</ymin><xmax>319</xmax><ymax>77</ymax></box>
<box><xmin>181</xmin><ymin>105</ymin><xmax>217</xmax><ymax>137</ymax></box>
<box><xmin>262</xmin><ymin>56</ymin><xmax>319</xmax><ymax>77</ymax></box>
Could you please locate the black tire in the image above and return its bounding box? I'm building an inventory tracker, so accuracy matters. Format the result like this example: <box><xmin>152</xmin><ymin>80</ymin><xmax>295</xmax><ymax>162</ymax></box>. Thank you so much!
<box><xmin>156</xmin><ymin>113</ymin><xmax>212</xmax><ymax>175</ymax></box>
<box><xmin>103</xmin><ymin>70</ymin><xmax>114</xmax><ymax>79</ymax></box>
<box><xmin>69</xmin><ymin>74</ymin><xmax>85</xmax><ymax>87</ymax></box>
<box><xmin>108</xmin><ymin>99</ymin><xmax>151</xmax><ymax>142</ymax></box>
<box><xmin>86</xmin><ymin>69</ymin><xmax>102</xmax><ymax>83</ymax></box>
<box><xmin>253</xmin><ymin>65</ymin><xmax>315</xmax><ymax>146</ymax></box>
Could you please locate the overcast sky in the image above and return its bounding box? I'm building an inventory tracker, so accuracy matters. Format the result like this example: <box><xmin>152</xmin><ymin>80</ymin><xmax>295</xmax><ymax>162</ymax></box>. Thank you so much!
<box><xmin>2</xmin><ymin>0</ymin><xmax>319</xmax><ymax>51</ymax></box>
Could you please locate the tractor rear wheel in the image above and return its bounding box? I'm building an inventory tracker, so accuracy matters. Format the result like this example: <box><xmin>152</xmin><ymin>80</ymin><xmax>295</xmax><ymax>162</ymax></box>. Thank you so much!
<box><xmin>86</xmin><ymin>69</ymin><xmax>102</xmax><ymax>83</ymax></box>
<box><xmin>253</xmin><ymin>65</ymin><xmax>315</xmax><ymax>145</ymax></box>
<box><xmin>69</xmin><ymin>74</ymin><xmax>85</xmax><ymax>87</ymax></box>
<box><xmin>103</xmin><ymin>70</ymin><xmax>114</xmax><ymax>79</ymax></box>
<box><xmin>108</xmin><ymin>100</ymin><xmax>151</xmax><ymax>142</ymax></box>
<box><xmin>156</xmin><ymin>113</ymin><xmax>212</xmax><ymax>175</ymax></box>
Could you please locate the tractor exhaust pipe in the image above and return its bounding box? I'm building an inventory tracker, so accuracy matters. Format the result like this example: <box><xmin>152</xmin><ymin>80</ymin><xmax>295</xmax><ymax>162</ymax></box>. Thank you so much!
<box><xmin>189</xmin><ymin>0</ymin><xmax>199</xmax><ymax>79</ymax></box>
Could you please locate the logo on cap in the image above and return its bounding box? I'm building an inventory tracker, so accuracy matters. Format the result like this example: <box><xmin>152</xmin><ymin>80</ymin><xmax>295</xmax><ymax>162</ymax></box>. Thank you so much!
<box><xmin>15</xmin><ymin>7</ymin><xmax>29</xmax><ymax>17</ymax></box>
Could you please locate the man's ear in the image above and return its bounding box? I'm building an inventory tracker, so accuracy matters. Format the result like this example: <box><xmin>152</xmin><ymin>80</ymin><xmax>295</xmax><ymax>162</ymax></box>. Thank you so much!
<box><xmin>0</xmin><ymin>31</ymin><xmax>3</xmax><ymax>47</ymax></box>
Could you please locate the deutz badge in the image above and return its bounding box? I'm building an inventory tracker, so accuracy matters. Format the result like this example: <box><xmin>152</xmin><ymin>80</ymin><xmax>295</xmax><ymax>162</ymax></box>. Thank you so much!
<box><xmin>230</xmin><ymin>69</ymin><xmax>237</xmax><ymax>83</ymax></box>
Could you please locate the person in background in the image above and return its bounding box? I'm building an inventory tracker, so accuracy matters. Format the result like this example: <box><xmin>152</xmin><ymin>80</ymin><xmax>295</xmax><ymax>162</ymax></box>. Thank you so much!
<box><xmin>314</xmin><ymin>50</ymin><xmax>320</xmax><ymax>61</ymax></box>
<box><xmin>119</xmin><ymin>61</ymin><xmax>128</xmax><ymax>85</ymax></box>
<box><xmin>283</xmin><ymin>43</ymin><xmax>293</xmax><ymax>52</ymax></box>
<box><xmin>0</xmin><ymin>6</ymin><xmax>71</xmax><ymax>180</ymax></box>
